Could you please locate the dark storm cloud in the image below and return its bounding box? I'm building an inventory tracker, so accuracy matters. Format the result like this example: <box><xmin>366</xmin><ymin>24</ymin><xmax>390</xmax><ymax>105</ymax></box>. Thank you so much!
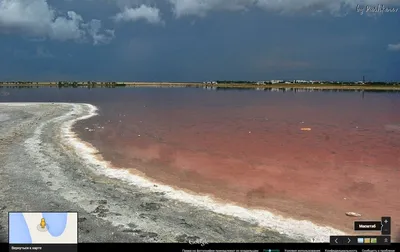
<box><xmin>0</xmin><ymin>0</ymin><xmax>399</xmax><ymax>81</ymax></box>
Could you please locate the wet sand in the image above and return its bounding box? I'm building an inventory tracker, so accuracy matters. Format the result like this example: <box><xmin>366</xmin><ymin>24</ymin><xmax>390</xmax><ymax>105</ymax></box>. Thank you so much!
<box><xmin>74</xmin><ymin>89</ymin><xmax>400</xmax><ymax>238</ymax></box>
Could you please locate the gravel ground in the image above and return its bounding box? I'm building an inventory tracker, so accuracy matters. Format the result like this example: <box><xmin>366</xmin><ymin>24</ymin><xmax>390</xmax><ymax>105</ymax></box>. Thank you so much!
<box><xmin>0</xmin><ymin>103</ymin><xmax>301</xmax><ymax>243</ymax></box>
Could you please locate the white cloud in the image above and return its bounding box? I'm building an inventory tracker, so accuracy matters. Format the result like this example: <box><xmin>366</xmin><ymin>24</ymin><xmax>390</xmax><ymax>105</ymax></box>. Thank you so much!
<box><xmin>115</xmin><ymin>0</ymin><xmax>149</xmax><ymax>9</ymax></box>
<box><xmin>168</xmin><ymin>0</ymin><xmax>252</xmax><ymax>17</ymax></box>
<box><xmin>388</xmin><ymin>43</ymin><xmax>400</xmax><ymax>51</ymax></box>
<box><xmin>85</xmin><ymin>19</ymin><xmax>115</xmax><ymax>45</ymax></box>
<box><xmin>49</xmin><ymin>11</ymin><xmax>86</xmax><ymax>41</ymax></box>
<box><xmin>0</xmin><ymin>0</ymin><xmax>114</xmax><ymax>44</ymax></box>
<box><xmin>167</xmin><ymin>0</ymin><xmax>400</xmax><ymax>17</ymax></box>
<box><xmin>0</xmin><ymin>0</ymin><xmax>57</xmax><ymax>35</ymax></box>
<box><xmin>113</xmin><ymin>4</ymin><xmax>162</xmax><ymax>24</ymax></box>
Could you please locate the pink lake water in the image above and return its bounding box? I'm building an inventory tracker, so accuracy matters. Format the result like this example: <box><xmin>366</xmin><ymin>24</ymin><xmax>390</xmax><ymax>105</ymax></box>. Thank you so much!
<box><xmin>2</xmin><ymin>87</ymin><xmax>400</xmax><ymax>237</ymax></box>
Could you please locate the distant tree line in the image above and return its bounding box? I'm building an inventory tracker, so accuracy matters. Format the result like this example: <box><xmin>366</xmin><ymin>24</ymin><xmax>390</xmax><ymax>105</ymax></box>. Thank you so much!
<box><xmin>215</xmin><ymin>80</ymin><xmax>257</xmax><ymax>84</ymax></box>
<box><xmin>57</xmin><ymin>81</ymin><xmax>126</xmax><ymax>88</ymax></box>
<box><xmin>0</xmin><ymin>81</ymin><xmax>126</xmax><ymax>88</ymax></box>
<box><xmin>332</xmin><ymin>81</ymin><xmax>400</xmax><ymax>85</ymax></box>
<box><xmin>214</xmin><ymin>81</ymin><xmax>400</xmax><ymax>86</ymax></box>
<box><xmin>0</xmin><ymin>81</ymin><xmax>39</xmax><ymax>84</ymax></box>
<box><xmin>0</xmin><ymin>80</ymin><xmax>399</xmax><ymax>87</ymax></box>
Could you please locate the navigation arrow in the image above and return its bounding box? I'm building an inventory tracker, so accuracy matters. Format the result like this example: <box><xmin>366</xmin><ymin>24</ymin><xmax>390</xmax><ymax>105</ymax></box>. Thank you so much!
<box><xmin>330</xmin><ymin>236</ymin><xmax>344</xmax><ymax>245</ymax></box>
<box><xmin>347</xmin><ymin>237</ymin><xmax>351</xmax><ymax>243</ymax></box>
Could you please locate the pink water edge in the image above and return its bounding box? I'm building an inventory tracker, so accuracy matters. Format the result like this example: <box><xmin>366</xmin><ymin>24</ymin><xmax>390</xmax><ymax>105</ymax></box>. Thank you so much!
<box><xmin>74</xmin><ymin>91</ymin><xmax>400</xmax><ymax>239</ymax></box>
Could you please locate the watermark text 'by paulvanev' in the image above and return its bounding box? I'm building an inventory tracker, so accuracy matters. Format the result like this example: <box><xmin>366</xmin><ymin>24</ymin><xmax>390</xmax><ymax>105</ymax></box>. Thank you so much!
<box><xmin>356</xmin><ymin>4</ymin><xmax>398</xmax><ymax>15</ymax></box>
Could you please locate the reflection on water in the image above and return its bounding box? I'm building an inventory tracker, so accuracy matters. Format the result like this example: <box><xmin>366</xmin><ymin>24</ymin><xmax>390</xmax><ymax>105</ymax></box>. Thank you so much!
<box><xmin>1</xmin><ymin>87</ymin><xmax>400</xmax><ymax>234</ymax></box>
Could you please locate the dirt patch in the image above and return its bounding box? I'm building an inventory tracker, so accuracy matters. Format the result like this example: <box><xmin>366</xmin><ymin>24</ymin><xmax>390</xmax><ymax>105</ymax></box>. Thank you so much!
<box><xmin>0</xmin><ymin>113</ymin><xmax>10</xmax><ymax>122</ymax></box>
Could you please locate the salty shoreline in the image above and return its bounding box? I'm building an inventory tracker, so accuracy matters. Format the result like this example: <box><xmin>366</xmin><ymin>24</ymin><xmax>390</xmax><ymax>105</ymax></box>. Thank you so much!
<box><xmin>0</xmin><ymin>102</ymin><xmax>346</xmax><ymax>242</ymax></box>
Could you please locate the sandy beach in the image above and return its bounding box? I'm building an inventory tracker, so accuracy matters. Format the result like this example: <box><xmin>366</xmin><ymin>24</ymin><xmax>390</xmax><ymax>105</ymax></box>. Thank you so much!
<box><xmin>0</xmin><ymin>102</ymin><xmax>349</xmax><ymax>243</ymax></box>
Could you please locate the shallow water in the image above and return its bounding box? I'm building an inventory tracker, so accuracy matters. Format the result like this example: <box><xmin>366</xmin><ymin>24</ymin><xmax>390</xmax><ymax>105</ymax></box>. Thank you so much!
<box><xmin>1</xmin><ymin>87</ymin><xmax>399</xmax><ymax>236</ymax></box>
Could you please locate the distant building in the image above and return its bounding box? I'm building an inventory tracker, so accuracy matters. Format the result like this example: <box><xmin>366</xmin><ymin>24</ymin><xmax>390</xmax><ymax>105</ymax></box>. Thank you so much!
<box><xmin>270</xmin><ymin>80</ymin><xmax>284</xmax><ymax>84</ymax></box>
<box><xmin>294</xmin><ymin>80</ymin><xmax>308</xmax><ymax>83</ymax></box>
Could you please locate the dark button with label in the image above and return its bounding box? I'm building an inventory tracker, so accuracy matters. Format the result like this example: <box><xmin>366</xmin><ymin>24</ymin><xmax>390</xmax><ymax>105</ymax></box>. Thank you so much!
<box><xmin>354</xmin><ymin>221</ymin><xmax>382</xmax><ymax>231</ymax></box>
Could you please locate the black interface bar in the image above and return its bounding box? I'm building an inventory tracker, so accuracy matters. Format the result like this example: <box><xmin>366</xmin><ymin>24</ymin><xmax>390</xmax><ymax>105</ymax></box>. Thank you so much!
<box><xmin>330</xmin><ymin>236</ymin><xmax>391</xmax><ymax>245</ymax></box>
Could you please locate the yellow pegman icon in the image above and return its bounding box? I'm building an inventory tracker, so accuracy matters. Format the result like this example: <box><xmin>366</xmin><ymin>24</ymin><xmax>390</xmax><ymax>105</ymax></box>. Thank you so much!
<box><xmin>40</xmin><ymin>218</ymin><xmax>46</xmax><ymax>229</ymax></box>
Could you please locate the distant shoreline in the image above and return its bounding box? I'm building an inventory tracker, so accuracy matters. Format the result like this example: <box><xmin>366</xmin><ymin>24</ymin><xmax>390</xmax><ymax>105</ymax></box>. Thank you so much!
<box><xmin>1</xmin><ymin>82</ymin><xmax>400</xmax><ymax>91</ymax></box>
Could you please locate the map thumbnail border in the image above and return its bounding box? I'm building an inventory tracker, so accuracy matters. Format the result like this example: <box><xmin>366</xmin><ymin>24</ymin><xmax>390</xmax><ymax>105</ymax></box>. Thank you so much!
<box><xmin>8</xmin><ymin>211</ymin><xmax>79</xmax><ymax>244</ymax></box>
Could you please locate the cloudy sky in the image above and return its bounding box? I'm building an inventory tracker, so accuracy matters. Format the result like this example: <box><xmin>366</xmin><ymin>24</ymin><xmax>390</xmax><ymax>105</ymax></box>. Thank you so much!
<box><xmin>0</xmin><ymin>0</ymin><xmax>399</xmax><ymax>82</ymax></box>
